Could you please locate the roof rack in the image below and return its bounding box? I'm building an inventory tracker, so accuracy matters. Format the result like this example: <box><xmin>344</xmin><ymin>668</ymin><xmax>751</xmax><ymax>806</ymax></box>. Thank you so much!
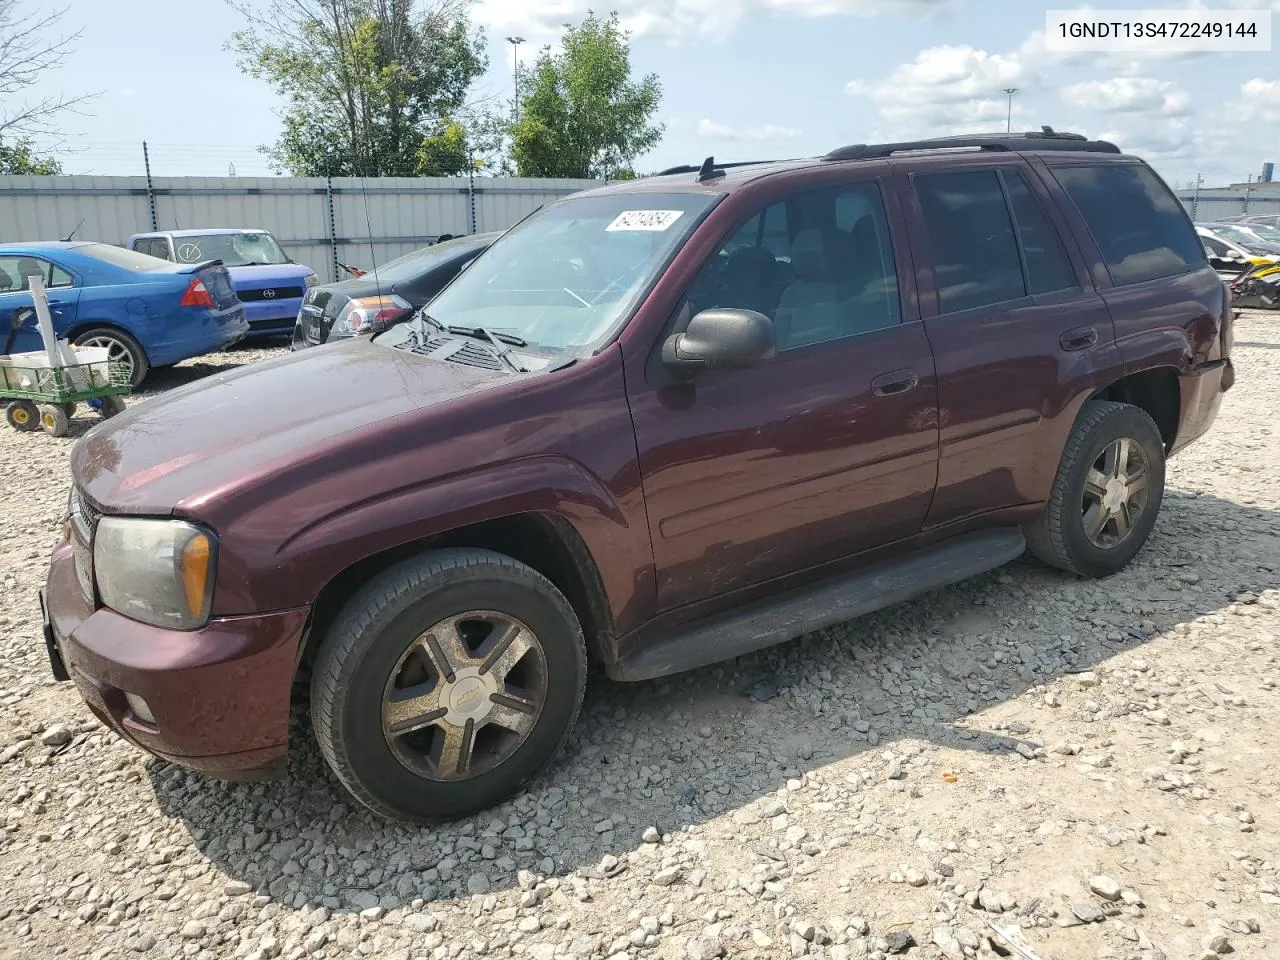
<box><xmin>823</xmin><ymin>127</ymin><xmax>1120</xmax><ymax>162</ymax></box>
<box><xmin>654</xmin><ymin>157</ymin><xmax>781</xmax><ymax>179</ymax></box>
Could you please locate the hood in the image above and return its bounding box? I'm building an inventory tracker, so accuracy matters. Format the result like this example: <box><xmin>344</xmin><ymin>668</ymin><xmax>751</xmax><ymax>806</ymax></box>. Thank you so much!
<box><xmin>225</xmin><ymin>263</ymin><xmax>315</xmax><ymax>285</ymax></box>
<box><xmin>72</xmin><ymin>337</ymin><xmax>506</xmax><ymax>515</ymax></box>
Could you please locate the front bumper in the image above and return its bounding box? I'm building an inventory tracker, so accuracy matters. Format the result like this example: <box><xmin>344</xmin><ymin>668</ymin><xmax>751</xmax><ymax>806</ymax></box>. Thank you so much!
<box><xmin>42</xmin><ymin>541</ymin><xmax>308</xmax><ymax>779</ymax></box>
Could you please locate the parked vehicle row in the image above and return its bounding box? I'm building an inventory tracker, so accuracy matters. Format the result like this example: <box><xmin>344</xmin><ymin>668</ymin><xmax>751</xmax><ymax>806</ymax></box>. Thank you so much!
<box><xmin>0</xmin><ymin>241</ymin><xmax>247</xmax><ymax>387</ymax></box>
<box><xmin>42</xmin><ymin>128</ymin><xmax>1234</xmax><ymax>824</ymax></box>
<box><xmin>1196</xmin><ymin>221</ymin><xmax>1280</xmax><ymax>307</ymax></box>
<box><xmin>127</xmin><ymin>229</ymin><xmax>318</xmax><ymax>338</ymax></box>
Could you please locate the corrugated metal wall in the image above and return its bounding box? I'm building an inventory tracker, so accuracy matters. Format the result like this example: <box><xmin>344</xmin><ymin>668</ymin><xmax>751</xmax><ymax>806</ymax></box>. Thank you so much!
<box><xmin>1176</xmin><ymin>187</ymin><xmax>1280</xmax><ymax>223</ymax></box>
<box><xmin>0</xmin><ymin>175</ymin><xmax>599</xmax><ymax>282</ymax></box>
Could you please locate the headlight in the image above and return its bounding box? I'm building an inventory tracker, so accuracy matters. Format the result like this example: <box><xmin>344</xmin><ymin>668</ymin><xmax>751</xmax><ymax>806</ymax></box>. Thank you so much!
<box><xmin>304</xmin><ymin>273</ymin><xmax>320</xmax><ymax>287</ymax></box>
<box><xmin>93</xmin><ymin>518</ymin><xmax>217</xmax><ymax>630</ymax></box>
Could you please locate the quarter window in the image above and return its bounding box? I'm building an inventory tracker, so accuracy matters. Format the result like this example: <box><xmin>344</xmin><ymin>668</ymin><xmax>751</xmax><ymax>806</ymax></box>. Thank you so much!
<box><xmin>686</xmin><ymin>182</ymin><xmax>901</xmax><ymax>351</ymax></box>
<box><xmin>1051</xmin><ymin>163</ymin><xmax>1205</xmax><ymax>286</ymax></box>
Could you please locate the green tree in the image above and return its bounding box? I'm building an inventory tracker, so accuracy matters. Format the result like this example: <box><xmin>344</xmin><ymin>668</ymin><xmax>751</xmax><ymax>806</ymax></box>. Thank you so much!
<box><xmin>416</xmin><ymin>117</ymin><xmax>469</xmax><ymax>175</ymax></box>
<box><xmin>511</xmin><ymin>11</ymin><xmax>663</xmax><ymax>179</ymax></box>
<box><xmin>0</xmin><ymin>136</ymin><xmax>62</xmax><ymax>174</ymax></box>
<box><xmin>228</xmin><ymin>0</ymin><xmax>488</xmax><ymax>177</ymax></box>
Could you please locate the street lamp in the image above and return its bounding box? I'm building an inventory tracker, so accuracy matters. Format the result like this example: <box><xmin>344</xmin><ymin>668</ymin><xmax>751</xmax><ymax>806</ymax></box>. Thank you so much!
<box><xmin>1003</xmin><ymin>88</ymin><xmax>1018</xmax><ymax>133</ymax></box>
<box><xmin>506</xmin><ymin>36</ymin><xmax>524</xmax><ymax>125</ymax></box>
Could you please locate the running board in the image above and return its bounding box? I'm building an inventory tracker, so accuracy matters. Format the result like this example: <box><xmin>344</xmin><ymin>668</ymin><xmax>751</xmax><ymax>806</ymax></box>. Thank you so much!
<box><xmin>613</xmin><ymin>528</ymin><xmax>1026</xmax><ymax>682</ymax></box>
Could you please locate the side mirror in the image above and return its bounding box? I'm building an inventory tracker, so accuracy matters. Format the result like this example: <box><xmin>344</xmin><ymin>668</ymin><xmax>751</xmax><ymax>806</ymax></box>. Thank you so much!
<box><xmin>661</xmin><ymin>308</ymin><xmax>776</xmax><ymax>373</ymax></box>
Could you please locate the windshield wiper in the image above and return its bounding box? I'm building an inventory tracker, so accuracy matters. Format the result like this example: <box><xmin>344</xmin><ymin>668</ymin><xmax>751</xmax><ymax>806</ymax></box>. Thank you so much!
<box><xmin>445</xmin><ymin>324</ymin><xmax>528</xmax><ymax>373</ymax></box>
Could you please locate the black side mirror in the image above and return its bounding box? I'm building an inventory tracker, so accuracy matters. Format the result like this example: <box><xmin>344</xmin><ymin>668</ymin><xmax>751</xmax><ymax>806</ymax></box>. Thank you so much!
<box><xmin>661</xmin><ymin>308</ymin><xmax>776</xmax><ymax>373</ymax></box>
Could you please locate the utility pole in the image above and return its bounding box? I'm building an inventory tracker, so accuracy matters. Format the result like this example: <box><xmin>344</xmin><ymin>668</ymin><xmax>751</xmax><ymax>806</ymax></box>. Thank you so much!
<box><xmin>1003</xmin><ymin>88</ymin><xmax>1018</xmax><ymax>133</ymax></box>
<box><xmin>506</xmin><ymin>36</ymin><xmax>524</xmax><ymax>126</ymax></box>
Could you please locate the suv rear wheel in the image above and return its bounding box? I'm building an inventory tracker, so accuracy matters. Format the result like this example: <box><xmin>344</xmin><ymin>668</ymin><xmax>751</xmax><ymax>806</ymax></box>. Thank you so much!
<box><xmin>1026</xmin><ymin>399</ymin><xmax>1166</xmax><ymax>578</ymax></box>
<box><xmin>311</xmin><ymin>548</ymin><xmax>587</xmax><ymax>823</ymax></box>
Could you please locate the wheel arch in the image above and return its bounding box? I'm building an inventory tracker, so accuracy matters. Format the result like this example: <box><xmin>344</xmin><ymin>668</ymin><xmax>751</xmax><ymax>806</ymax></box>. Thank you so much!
<box><xmin>67</xmin><ymin>320</ymin><xmax>153</xmax><ymax>362</ymax></box>
<box><xmin>295</xmin><ymin>510</ymin><xmax>616</xmax><ymax>684</ymax></box>
<box><xmin>1090</xmin><ymin>365</ymin><xmax>1181</xmax><ymax>450</ymax></box>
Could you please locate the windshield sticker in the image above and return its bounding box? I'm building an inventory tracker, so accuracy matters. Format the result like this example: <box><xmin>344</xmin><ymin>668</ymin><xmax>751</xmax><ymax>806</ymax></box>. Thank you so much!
<box><xmin>605</xmin><ymin>210</ymin><xmax>684</xmax><ymax>232</ymax></box>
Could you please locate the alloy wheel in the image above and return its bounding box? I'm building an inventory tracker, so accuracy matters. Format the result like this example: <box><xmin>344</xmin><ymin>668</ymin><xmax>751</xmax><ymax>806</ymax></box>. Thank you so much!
<box><xmin>381</xmin><ymin>612</ymin><xmax>548</xmax><ymax>781</ymax></box>
<box><xmin>76</xmin><ymin>334</ymin><xmax>136</xmax><ymax>384</ymax></box>
<box><xmin>1081</xmin><ymin>436</ymin><xmax>1150</xmax><ymax>549</ymax></box>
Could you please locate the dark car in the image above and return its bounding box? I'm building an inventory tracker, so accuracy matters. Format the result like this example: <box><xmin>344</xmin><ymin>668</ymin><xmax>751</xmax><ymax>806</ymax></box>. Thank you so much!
<box><xmin>292</xmin><ymin>233</ymin><xmax>498</xmax><ymax>349</ymax></box>
<box><xmin>43</xmin><ymin>129</ymin><xmax>1233</xmax><ymax>823</ymax></box>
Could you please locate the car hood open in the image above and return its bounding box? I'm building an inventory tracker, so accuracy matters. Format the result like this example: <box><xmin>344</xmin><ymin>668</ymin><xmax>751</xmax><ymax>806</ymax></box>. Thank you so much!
<box><xmin>72</xmin><ymin>338</ymin><xmax>506</xmax><ymax>515</ymax></box>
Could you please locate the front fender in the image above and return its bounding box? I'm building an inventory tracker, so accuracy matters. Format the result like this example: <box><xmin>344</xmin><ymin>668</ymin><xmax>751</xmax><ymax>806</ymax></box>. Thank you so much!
<box><xmin>211</xmin><ymin>455</ymin><xmax>649</xmax><ymax>626</ymax></box>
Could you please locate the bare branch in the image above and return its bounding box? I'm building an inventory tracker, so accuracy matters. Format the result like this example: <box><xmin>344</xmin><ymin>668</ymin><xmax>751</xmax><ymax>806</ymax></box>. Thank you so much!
<box><xmin>0</xmin><ymin>0</ymin><xmax>98</xmax><ymax>136</ymax></box>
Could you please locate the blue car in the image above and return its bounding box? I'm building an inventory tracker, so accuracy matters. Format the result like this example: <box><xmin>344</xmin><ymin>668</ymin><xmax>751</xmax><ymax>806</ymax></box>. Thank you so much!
<box><xmin>0</xmin><ymin>242</ymin><xmax>248</xmax><ymax>386</ymax></box>
<box><xmin>127</xmin><ymin>229</ymin><xmax>318</xmax><ymax>338</ymax></box>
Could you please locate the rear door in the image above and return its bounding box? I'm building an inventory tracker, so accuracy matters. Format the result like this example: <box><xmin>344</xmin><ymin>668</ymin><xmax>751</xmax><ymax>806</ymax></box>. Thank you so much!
<box><xmin>898</xmin><ymin>158</ymin><xmax>1122</xmax><ymax>528</ymax></box>
<box><xmin>626</xmin><ymin>173</ymin><xmax>940</xmax><ymax>612</ymax></box>
<box><xmin>0</xmin><ymin>256</ymin><xmax>81</xmax><ymax>353</ymax></box>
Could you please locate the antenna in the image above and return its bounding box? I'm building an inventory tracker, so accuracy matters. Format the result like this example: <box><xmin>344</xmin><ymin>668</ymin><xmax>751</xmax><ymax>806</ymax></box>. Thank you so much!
<box><xmin>697</xmin><ymin>156</ymin><xmax>724</xmax><ymax>182</ymax></box>
<box><xmin>60</xmin><ymin>218</ymin><xmax>85</xmax><ymax>242</ymax></box>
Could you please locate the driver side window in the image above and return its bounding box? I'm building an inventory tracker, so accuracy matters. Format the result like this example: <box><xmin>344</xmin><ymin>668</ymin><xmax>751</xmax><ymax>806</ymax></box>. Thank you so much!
<box><xmin>685</xmin><ymin>181</ymin><xmax>901</xmax><ymax>351</ymax></box>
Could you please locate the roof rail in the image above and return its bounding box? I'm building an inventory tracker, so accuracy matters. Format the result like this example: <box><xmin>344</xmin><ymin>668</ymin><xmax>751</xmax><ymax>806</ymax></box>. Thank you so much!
<box><xmin>823</xmin><ymin>127</ymin><xmax>1120</xmax><ymax>162</ymax></box>
<box><xmin>654</xmin><ymin>157</ymin><xmax>782</xmax><ymax>178</ymax></box>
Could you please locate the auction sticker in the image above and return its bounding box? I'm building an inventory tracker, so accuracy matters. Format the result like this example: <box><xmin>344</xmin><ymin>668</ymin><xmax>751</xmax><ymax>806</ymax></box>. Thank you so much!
<box><xmin>606</xmin><ymin>210</ymin><xmax>684</xmax><ymax>231</ymax></box>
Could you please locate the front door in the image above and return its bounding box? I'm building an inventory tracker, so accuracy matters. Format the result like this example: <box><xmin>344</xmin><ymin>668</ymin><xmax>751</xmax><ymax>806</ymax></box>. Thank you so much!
<box><xmin>0</xmin><ymin>256</ymin><xmax>81</xmax><ymax>353</ymax></box>
<box><xmin>626</xmin><ymin>176</ymin><xmax>940</xmax><ymax>612</ymax></box>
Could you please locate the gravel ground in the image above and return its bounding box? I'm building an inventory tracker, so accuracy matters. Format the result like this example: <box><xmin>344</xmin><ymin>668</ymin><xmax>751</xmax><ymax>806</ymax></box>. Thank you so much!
<box><xmin>0</xmin><ymin>318</ymin><xmax>1278</xmax><ymax>960</ymax></box>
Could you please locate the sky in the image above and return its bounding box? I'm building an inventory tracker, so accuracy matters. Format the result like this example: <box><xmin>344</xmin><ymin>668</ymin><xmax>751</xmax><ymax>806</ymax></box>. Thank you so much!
<box><xmin>16</xmin><ymin>0</ymin><xmax>1280</xmax><ymax>188</ymax></box>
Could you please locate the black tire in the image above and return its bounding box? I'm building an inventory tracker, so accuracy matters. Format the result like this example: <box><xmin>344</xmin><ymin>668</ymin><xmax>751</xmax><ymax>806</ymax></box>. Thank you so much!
<box><xmin>60</xmin><ymin>402</ymin><xmax>76</xmax><ymax>419</ymax></box>
<box><xmin>98</xmin><ymin>396</ymin><xmax>127</xmax><ymax>419</ymax></box>
<box><xmin>72</xmin><ymin>327</ymin><xmax>150</xmax><ymax>388</ymax></box>
<box><xmin>311</xmin><ymin>548</ymin><xmax>587</xmax><ymax>823</ymax></box>
<box><xmin>38</xmin><ymin>404</ymin><xmax>70</xmax><ymax>437</ymax></box>
<box><xmin>1025</xmin><ymin>399</ymin><xmax>1165</xmax><ymax>578</ymax></box>
<box><xmin>5</xmin><ymin>400</ymin><xmax>39</xmax><ymax>432</ymax></box>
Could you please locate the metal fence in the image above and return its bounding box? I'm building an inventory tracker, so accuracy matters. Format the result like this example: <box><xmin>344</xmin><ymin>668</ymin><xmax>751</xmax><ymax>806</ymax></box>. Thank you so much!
<box><xmin>1176</xmin><ymin>186</ymin><xmax>1280</xmax><ymax>223</ymax></box>
<box><xmin>0</xmin><ymin>175</ymin><xmax>599</xmax><ymax>282</ymax></box>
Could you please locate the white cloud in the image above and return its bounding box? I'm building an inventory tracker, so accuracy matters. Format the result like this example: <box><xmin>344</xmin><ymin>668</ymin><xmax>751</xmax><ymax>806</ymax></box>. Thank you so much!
<box><xmin>1061</xmin><ymin>77</ymin><xmax>1191</xmax><ymax>116</ymax></box>
<box><xmin>697</xmin><ymin>118</ymin><xmax>802</xmax><ymax>140</ymax></box>
<box><xmin>1237</xmin><ymin>78</ymin><xmax>1280</xmax><ymax>125</ymax></box>
<box><xmin>844</xmin><ymin>44</ymin><xmax>1033</xmax><ymax>135</ymax></box>
<box><xmin>475</xmin><ymin>0</ymin><xmax>953</xmax><ymax>43</ymax></box>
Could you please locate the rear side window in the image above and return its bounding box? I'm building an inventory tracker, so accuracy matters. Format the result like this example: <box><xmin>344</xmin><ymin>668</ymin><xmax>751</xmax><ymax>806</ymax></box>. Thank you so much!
<box><xmin>915</xmin><ymin>170</ymin><xmax>1026</xmax><ymax>313</ymax></box>
<box><xmin>1051</xmin><ymin>163</ymin><xmax>1205</xmax><ymax>286</ymax></box>
<box><xmin>134</xmin><ymin>238</ymin><xmax>171</xmax><ymax>260</ymax></box>
<box><xmin>1001</xmin><ymin>171</ymin><xmax>1076</xmax><ymax>295</ymax></box>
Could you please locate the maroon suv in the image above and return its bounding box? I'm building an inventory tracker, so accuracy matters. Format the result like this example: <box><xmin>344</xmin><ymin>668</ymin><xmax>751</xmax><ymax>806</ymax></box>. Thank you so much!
<box><xmin>41</xmin><ymin>129</ymin><xmax>1234</xmax><ymax>822</ymax></box>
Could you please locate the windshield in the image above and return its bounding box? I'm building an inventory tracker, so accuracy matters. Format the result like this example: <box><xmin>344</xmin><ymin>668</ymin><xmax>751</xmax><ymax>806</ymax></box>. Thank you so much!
<box><xmin>423</xmin><ymin>192</ymin><xmax>719</xmax><ymax>349</ymax></box>
<box><xmin>1214</xmin><ymin>225</ymin><xmax>1280</xmax><ymax>254</ymax></box>
<box><xmin>172</xmin><ymin>232</ymin><xmax>289</xmax><ymax>267</ymax></box>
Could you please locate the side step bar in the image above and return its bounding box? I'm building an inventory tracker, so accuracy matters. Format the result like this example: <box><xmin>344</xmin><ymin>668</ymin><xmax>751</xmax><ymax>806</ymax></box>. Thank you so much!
<box><xmin>613</xmin><ymin>528</ymin><xmax>1026</xmax><ymax>682</ymax></box>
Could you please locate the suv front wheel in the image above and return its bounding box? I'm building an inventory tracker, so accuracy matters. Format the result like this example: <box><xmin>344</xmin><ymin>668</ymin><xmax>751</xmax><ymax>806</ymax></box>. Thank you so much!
<box><xmin>311</xmin><ymin>548</ymin><xmax>587</xmax><ymax>823</ymax></box>
<box><xmin>1026</xmin><ymin>399</ymin><xmax>1166</xmax><ymax>578</ymax></box>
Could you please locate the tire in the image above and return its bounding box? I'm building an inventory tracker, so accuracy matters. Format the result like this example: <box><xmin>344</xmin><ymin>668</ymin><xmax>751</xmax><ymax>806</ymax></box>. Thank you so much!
<box><xmin>98</xmin><ymin>396</ymin><xmax>127</xmax><ymax>419</ymax></box>
<box><xmin>5</xmin><ymin>400</ymin><xmax>39</xmax><ymax>432</ymax></box>
<box><xmin>1025</xmin><ymin>399</ymin><xmax>1165</xmax><ymax>578</ymax></box>
<box><xmin>38</xmin><ymin>404</ymin><xmax>70</xmax><ymax>437</ymax></box>
<box><xmin>72</xmin><ymin>327</ymin><xmax>150</xmax><ymax>388</ymax></box>
<box><xmin>60</xmin><ymin>402</ymin><xmax>76</xmax><ymax>419</ymax></box>
<box><xmin>311</xmin><ymin>547</ymin><xmax>587</xmax><ymax>823</ymax></box>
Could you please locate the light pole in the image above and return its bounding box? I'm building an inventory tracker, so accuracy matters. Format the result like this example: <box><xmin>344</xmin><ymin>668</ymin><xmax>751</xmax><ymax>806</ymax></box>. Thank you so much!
<box><xmin>1003</xmin><ymin>88</ymin><xmax>1018</xmax><ymax>133</ymax></box>
<box><xmin>506</xmin><ymin>36</ymin><xmax>524</xmax><ymax>125</ymax></box>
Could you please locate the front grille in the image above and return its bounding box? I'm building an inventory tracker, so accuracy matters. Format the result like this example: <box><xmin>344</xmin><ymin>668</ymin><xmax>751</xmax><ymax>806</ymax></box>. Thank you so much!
<box><xmin>239</xmin><ymin>286</ymin><xmax>304</xmax><ymax>302</ymax></box>
<box><xmin>408</xmin><ymin>335</ymin><xmax>504</xmax><ymax>371</ymax></box>
<box><xmin>70</xmin><ymin>486</ymin><xmax>101</xmax><ymax>533</ymax></box>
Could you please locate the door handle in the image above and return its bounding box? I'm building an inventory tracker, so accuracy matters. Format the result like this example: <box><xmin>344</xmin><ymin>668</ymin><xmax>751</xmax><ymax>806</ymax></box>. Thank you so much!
<box><xmin>1060</xmin><ymin>326</ymin><xmax>1098</xmax><ymax>351</ymax></box>
<box><xmin>871</xmin><ymin>368</ymin><xmax>919</xmax><ymax>397</ymax></box>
